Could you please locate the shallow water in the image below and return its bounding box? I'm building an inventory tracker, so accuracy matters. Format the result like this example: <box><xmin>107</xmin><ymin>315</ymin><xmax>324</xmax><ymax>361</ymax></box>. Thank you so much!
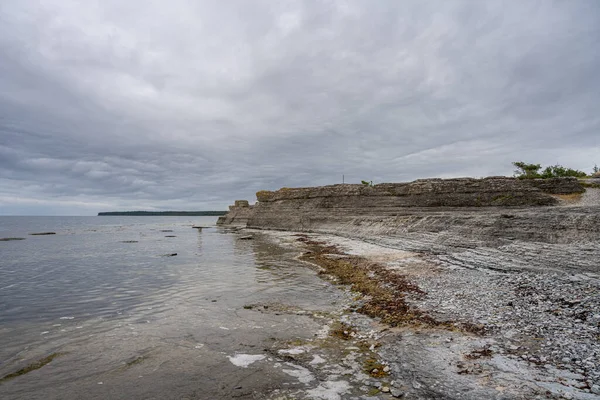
<box><xmin>0</xmin><ymin>217</ymin><xmax>347</xmax><ymax>399</ymax></box>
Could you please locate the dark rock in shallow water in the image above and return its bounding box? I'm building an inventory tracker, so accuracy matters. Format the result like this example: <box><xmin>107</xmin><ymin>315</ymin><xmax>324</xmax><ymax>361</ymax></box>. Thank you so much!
<box><xmin>29</xmin><ymin>232</ymin><xmax>56</xmax><ymax>236</ymax></box>
<box><xmin>121</xmin><ymin>240</ymin><xmax>138</xmax><ymax>243</ymax></box>
<box><xmin>165</xmin><ymin>235</ymin><xmax>177</xmax><ymax>238</ymax></box>
<box><xmin>162</xmin><ymin>253</ymin><xmax>177</xmax><ymax>257</ymax></box>
<box><xmin>0</xmin><ymin>237</ymin><xmax>26</xmax><ymax>241</ymax></box>
<box><xmin>160</xmin><ymin>229</ymin><xmax>173</xmax><ymax>232</ymax></box>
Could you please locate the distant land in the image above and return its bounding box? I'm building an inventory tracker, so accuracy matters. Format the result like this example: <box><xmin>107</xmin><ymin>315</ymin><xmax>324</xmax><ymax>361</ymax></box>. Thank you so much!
<box><xmin>98</xmin><ymin>211</ymin><xmax>227</xmax><ymax>216</ymax></box>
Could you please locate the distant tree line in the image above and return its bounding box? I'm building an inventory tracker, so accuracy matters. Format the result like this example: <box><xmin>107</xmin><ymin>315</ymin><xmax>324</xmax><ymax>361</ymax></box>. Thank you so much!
<box><xmin>512</xmin><ymin>162</ymin><xmax>596</xmax><ymax>179</ymax></box>
<box><xmin>98</xmin><ymin>211</ymin><xmax>227</xmax><ymax>216</ymax></box>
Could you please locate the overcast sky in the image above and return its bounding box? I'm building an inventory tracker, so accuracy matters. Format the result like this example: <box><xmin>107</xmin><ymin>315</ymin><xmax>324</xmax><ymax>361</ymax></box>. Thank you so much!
<box><xmin>1</xmin><ymin>1</ymin><xmax>599</xmax><ymax>215</ymax></box>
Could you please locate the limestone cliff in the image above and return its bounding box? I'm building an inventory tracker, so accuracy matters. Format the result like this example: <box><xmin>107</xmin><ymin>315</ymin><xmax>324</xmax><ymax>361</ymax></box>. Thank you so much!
<box><xmin>218</xmin><ymin>177</ymin><xmax>598</xmax><ymax>249</ymax></box>
<box><xmin>216</xmin><ymin>200</ymin><xmax>253</xmax><ymax>227</ymax></box>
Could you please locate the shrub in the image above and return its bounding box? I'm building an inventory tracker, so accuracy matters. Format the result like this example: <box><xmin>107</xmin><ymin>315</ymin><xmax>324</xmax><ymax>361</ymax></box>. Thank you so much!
<box><xmin>513</xmin><ymin>161</ymin><xmax>587</xmax><ymax>179</ymax></box>
<box><xmin>540</xmin><ymin>165</ymin><xmax>587</xmax><ymax>178</ymax></box>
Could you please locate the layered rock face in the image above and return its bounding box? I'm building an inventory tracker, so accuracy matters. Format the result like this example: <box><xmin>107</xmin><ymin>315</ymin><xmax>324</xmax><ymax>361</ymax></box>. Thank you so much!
<box><xmin>255</xmin><ymin>177</ymin><xmax>582</xmax><ymax>205</ymax></box>
<box><xmin>219</xmin><ymin>177</ymin><xmax>599</xmax><ymax>261</ymax></box>
<box><xmin>216</xmin><ymin>200</ymin><xmax>254</xmax><ymax>227</ymax></box>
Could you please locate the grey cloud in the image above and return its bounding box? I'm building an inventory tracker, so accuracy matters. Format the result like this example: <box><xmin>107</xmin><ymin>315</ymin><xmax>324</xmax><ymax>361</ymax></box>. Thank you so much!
<box><xmin>0</xmin><ymin>0</ymin><xmax>599</xmax><ymax>215</ymax></box>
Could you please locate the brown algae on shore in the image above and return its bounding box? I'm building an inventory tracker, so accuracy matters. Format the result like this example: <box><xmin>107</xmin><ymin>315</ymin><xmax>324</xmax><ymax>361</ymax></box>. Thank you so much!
<box><xmin>0</xmin><ymin>353</ymin><xmax>63</xmax><ymax>383</ymax></box>
<box><xmin>297</xmin><ymin>236</ymin><xmax>485</xmax><ymax>334</ymax></box>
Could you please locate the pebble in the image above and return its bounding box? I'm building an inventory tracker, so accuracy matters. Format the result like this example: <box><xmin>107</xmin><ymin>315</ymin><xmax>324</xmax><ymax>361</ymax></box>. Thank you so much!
<box><xmin>411</xmin><ymin>262</ymin><xmax>600</xmax><ymax>386</ymax></box>
<box><xmin>366</xmin><ymin>380</ymin><xmax>381</xmax><ymax>388</ymax></box>
<box><xmin>381</xmin><ymin>386</ymin><xmax>390</xmax><ymax>393</ymax></box>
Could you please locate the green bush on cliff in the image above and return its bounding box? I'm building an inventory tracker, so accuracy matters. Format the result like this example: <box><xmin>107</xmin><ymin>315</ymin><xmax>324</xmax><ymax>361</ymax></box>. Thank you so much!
<box><xmin>513</xmin><ymin>161</ymin><xmax>588</xmax><ymax>179</ymax></box>
<box><xmin>541</xmin><ymin>165</ymin><xmax>587</xmax><ymax>178</ymax></box>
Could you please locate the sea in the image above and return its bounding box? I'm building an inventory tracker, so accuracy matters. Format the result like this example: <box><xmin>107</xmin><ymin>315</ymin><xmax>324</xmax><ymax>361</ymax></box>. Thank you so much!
<box><xmin>0</xmin><ymin>216</ymin><xmax>347</xmax><ymax>399</ymax></box>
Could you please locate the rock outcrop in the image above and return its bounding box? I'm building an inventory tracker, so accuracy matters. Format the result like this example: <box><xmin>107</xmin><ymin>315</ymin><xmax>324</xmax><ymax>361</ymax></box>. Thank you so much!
<box><xmin>219</xmin><ymin>176</ymin><xmax>596</xmax><ymax>239</ymax></box>
<box><xmin>216</xmin><ymin>199</ymin><xmax>254</xmax><ymax>227</ymax></box>
<box><xmin>255</xmin><ymin>177</ymin><xmax>582</xmax><ymax>205</ymax></box>
<box><xmin>218</xmin><ymin>177</ymin><xmax>600</xmax><ymax>263</ymax></box>
<box><xmin>218</xmin><ymin>177</ymin><xmax>600</xmax><ymax>269</ymax></box>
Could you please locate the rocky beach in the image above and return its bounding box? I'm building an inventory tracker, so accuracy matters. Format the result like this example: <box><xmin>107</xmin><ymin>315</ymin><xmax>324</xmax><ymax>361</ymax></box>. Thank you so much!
<box><xmin>218</xmin><ymin>177</ymin><xmax>600</xmax><ymax>399</ymax></box>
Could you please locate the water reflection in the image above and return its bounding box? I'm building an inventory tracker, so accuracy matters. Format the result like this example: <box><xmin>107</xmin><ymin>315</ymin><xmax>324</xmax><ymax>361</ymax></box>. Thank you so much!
<box><xmin>0</xmin><ymin>219</ymin><xmax>346</xmax><ymax>400</ymax></box>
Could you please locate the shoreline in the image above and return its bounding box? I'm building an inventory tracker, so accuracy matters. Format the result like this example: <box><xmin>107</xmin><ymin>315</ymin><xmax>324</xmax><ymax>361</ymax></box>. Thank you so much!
<box><xmin>251</xmin><ymin>228</ymin><xmax>600</xmax><ymax>399</ymax></box>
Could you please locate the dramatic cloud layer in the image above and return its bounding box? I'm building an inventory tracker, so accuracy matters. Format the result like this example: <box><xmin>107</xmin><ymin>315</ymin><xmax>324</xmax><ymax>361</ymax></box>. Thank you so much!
<box><xmin>1</xmin><ymin>0</ymin><xmax>599</xmax><ymax>215</ymax></box>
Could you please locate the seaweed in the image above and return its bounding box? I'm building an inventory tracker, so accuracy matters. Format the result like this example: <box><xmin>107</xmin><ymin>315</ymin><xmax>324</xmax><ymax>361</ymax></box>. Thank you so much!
<box><xmin>297</xmin><ymin>237</ymin><xmax>486</xmax><ymax>334</ymax></box>
<box><xmin>0</xmin><ymin>353</ymin><xmax>63</xmax><ymax>383</ymax></box>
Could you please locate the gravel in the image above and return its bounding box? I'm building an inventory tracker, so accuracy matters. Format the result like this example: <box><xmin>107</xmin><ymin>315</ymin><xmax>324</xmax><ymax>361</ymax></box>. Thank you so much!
<box><xmin>260</xmin><ymin>227</ymin><xmax>600</xmax><ymax>399</ymax></box>
<box><xmin>409</xmin><ymin>264</ymin><xmax>600</xmax><ymax>387</ymax></box>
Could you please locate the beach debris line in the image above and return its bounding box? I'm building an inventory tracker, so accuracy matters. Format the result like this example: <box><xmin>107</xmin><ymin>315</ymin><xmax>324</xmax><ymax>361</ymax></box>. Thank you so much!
<box><xmin>296</xmin><ymin>235</ymin><xmax>484</xmax><ymax>333</ymax></box>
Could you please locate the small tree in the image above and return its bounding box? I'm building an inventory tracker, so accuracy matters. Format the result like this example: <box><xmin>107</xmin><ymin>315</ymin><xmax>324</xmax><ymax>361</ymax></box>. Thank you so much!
<box><xmin>593</xmin><ymin>164</ymin><xmax>599</xmax><ymax>174</ymax></box>
<box><xmin>512</xmin><ymin>162</ymin><xmax>542</xmax><ymax>179</ymax></box>
<box><xmin>361</xmin><ymin>180</ymin><xmax>373</xmax><ymax>186</ymax></box>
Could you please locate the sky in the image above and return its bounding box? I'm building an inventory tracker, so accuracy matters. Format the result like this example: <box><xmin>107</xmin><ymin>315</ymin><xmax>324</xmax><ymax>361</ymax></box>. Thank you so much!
<box><xmin>1</xmin><ymin>1</ymin><xmax>599</xmax><ymax>215</ymax></box>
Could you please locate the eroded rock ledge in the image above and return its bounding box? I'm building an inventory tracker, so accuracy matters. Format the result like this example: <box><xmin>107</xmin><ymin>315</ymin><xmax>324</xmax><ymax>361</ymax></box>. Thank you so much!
<box><xmin>218</xmin><ymin>177</ymin><xmax>596</xmax><ymax>244</ymax></box>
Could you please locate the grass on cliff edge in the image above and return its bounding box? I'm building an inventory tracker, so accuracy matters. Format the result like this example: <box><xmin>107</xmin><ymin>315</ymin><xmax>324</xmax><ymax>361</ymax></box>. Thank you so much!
<box><xmin>296</xmin><ymin>235</ymin><xmax>485</xmax><ymax>334</ymax></box>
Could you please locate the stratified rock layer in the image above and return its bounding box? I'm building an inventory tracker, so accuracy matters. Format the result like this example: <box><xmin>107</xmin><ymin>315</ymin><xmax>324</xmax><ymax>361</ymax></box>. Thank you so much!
<box><xmin>219</xmin><ymin>177</ymin><xmax>600</xmax><ymax>270</ymax></box>
<box><xmin>217</xmin><ymin>199</ymin><xmax>254</xmax><ymax>227</ymax></box>
<box><xmin>255</xmin><ymin>177</ymin><xmax>579</xmax><ymax>205</ymax></box>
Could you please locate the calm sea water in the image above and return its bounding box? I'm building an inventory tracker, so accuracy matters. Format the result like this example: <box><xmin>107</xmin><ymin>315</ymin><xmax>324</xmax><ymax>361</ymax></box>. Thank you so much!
<box><xmin>0</xmin><ymin>216</ymin><xmax>346</xmax><ymax>399</ymax></box>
